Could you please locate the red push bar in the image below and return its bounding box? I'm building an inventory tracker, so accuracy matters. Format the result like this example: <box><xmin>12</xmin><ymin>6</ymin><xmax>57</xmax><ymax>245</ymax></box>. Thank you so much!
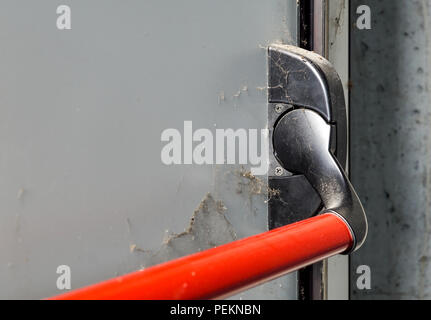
<box><xmin>50</xmin><ymin>213</ymin><xmax>353</xmax><ymax>300</ymax></box>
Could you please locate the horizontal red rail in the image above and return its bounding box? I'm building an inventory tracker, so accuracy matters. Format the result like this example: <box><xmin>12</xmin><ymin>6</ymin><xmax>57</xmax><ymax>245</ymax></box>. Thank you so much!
<box><xmin>50</xmin><ymin>213</ymin><xmax>353</xmax><ymax>300</ymax></box>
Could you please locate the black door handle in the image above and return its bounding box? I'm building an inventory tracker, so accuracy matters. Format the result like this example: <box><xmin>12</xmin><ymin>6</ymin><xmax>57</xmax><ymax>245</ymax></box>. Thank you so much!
<box><xmin>268</xmin><ymin>45</ymin><xmax>367</xmax><ymax>252</ymax></box>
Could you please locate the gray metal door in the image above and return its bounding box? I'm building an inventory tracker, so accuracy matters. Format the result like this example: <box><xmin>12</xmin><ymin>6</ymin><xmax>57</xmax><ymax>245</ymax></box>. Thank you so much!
<box><xmin>0</xmin><ymin>0</ymin><xmax>301</xmax><ymax>299</ymax></box>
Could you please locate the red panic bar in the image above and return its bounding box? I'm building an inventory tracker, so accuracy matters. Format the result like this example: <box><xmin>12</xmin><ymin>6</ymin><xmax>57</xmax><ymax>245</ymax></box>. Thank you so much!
<box><xmin>50</xmin><ymin>213</ymin><xmax>353</xmax><ymax>300</ymax></box>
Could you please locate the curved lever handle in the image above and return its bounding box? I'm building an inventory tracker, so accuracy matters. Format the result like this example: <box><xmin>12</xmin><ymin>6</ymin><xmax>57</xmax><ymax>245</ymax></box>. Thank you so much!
<box><xmin>273</xmin><ymin>109</ymin><xmax>368</xmax><ymax>252</ymax></box>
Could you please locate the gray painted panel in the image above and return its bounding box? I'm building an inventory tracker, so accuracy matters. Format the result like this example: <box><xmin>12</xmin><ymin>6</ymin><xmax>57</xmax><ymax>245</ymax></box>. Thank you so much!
<box><xmin>0</xmin><ymin>1</ymin><xmax>298</xmax><ymax>299</ymax></box>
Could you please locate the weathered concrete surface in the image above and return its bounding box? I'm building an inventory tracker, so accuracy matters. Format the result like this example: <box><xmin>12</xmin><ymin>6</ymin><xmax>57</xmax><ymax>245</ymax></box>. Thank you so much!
<box><xmin>350</xmin><ymin>0</ymin><xmax>431</xmax><ymax>299</ymax></box>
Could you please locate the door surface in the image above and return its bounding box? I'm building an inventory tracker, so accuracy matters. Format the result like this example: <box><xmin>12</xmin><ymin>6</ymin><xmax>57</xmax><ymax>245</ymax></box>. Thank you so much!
<box><xmin>0</xmin><ymin>0</ymin><xmax>300</xmax><ymax>299</ymax></box>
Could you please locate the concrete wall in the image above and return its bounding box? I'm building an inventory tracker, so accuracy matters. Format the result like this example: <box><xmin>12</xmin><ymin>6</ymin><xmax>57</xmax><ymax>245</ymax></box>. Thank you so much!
<box><xmin>350</xmin><ymin>0</ymin><xmax>431</xmax><ymax>299</ymax></box>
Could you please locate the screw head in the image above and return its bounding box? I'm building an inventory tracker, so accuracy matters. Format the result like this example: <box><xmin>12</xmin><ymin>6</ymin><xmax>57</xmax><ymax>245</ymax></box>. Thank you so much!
<box><xmin>275</xmin><ymin>167</ymin><xmax>284</xmax><ymax>176</ymax></box>
<box><xmin>274</xmin><ymin>104</ymin><xmax>285</xmax><ymax>114</ymax></box>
